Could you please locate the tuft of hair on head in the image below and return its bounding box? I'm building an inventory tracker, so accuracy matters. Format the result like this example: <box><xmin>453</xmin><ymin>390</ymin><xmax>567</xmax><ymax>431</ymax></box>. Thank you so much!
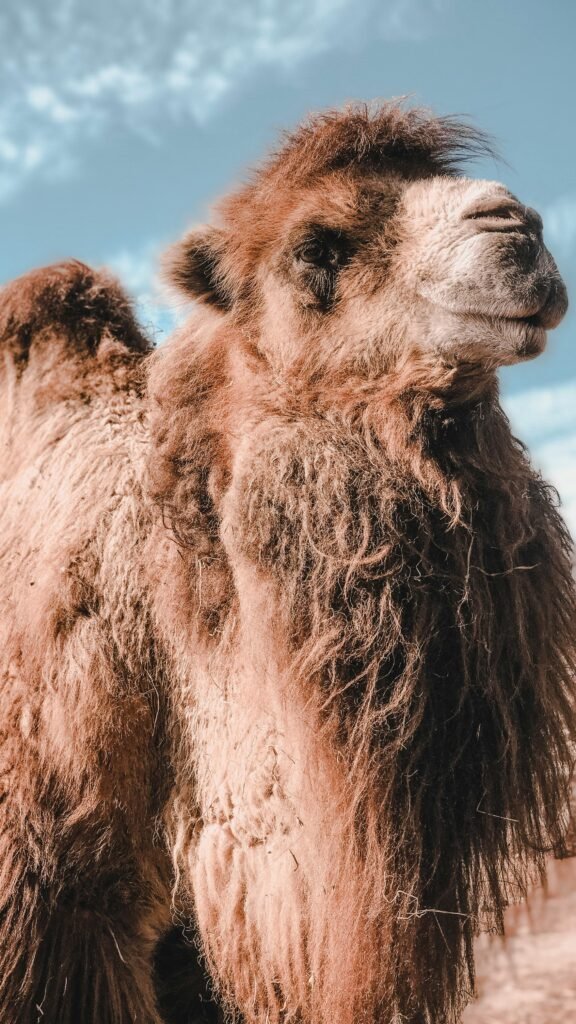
<box><xmin>256</xmin><ymin>99</ymin><xmax>497</xmax><ymax>185</ymax></box>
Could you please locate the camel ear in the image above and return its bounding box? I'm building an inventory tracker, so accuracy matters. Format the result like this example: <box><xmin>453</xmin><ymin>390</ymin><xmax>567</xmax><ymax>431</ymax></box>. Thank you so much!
<box><xmin>163</xmin><ymin>226</ymin><xmax>231</xmax><ymax>311</ymax></box>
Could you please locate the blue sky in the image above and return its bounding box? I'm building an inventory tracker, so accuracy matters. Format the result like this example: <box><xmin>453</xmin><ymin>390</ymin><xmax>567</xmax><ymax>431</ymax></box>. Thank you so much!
<box><xmin>1</xmin><ymin>0</ymin><xmax>575</xmax><ymax>530</ymax></box>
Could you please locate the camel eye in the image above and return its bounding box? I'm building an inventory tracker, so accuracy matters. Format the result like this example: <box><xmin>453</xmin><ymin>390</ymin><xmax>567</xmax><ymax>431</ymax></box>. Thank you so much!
<box><xmin>297</xmin><ymin>239</ymin><xmax>332</xmax><ymax>266</ymax></box>
<box><xmin>295</xmin><ymin>228</ymin><xmax>348</xmax><ymax>270</ymax></box>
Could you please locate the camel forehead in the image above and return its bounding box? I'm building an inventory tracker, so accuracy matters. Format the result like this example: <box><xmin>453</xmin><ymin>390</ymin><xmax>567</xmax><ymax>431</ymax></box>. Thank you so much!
<box><xmin>222</xmin><ymin>169</ymin><xmax>429</xmax><ymax>263</ymax></box>
<box><xmin>273</xmin><ymin>172</ymin><xmax>404</xmax><ymax>235</ymax></box>
<box><xmin>281</xmin><ymin>168</ymin><xmax>494</xmax><ymax>233</ymax></box>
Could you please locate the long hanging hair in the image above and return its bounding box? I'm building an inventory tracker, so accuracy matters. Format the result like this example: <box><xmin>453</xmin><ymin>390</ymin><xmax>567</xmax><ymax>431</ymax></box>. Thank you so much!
<box><xmin>150</xmin><ymin>334</ymin><xmax>576</xmax><ymax>1024</ymax></box>
<box><xmin>231</xmin><ymin>364</ymin><xmax>576</xmax><ymax>1022</ymax></box>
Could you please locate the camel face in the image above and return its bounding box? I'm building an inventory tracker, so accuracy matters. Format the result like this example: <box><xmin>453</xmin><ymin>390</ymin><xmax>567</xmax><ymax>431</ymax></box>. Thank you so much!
<box><xmin>167</xmin><ymin>107</ymin><xmax>567</xmax><ymax>385</ymax></box>
<box><xmin>238</xmin><ymin>172</ymin><xmax>567</xmax><ymax>379</ymax></box>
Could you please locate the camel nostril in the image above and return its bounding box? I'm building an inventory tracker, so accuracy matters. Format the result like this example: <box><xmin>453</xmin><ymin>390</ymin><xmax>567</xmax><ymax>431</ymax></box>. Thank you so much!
<box><xmin>463</xmin><ymin>197</ymin><xmax>543</xmax><ymax>233</ymax></box>
<box><xmin>465</xmin><ymin>202</ymin><xmax>516</xmax><ymax>221</ymax></box>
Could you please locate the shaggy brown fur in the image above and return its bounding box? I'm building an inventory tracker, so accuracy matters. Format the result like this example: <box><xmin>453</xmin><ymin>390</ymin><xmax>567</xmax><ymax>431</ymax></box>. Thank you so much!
<box><xmin>0</xmin><ymin>103</ymin><xmax>575</xmax><ymax>1024</ymax></box>
<box><xmin>149</xmin><ymin>338</ymin><xmax>576</xmax><ymax>1024</ymax></box>
<box><xmin>0</xmin><ymin>261</ymin><xmax>176</xmax><ymax>1023</ymax></box>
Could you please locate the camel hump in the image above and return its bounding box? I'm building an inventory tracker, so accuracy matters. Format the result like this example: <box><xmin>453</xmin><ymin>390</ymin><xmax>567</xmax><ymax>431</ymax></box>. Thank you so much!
<box><xmin>0</xmin><ymin>260</ymin><xmax>152</xmax><ymax>366</ymax></box>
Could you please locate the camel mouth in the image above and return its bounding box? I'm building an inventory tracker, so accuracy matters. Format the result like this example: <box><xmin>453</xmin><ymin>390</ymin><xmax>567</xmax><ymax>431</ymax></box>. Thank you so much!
<box><xmin>458</xmin><ymin>310</ymin><xmax>548</xmax><ymax>361</ymax></box>
<box><xmin>482</xmin><ymin>310</ymin><xmax>548</xmax><ymax>335</ymax></box>
<box><xmin>499</xmin><ymin>311</ymin><xmax>546</xmax><ymax>327</ymax></box>
<box><xmin>417</xmin><ymin>299</ymin><xmax>552</xmax><ymax>369</ymax></box>
<box><xmin>417</xmin><ymin>246</ymin><xmax>568</xmax><ymax>363</ymax></box>
<box><xmin>447</xmin><ymin>279</ymin><xmax>565</xmax><ymax>333</ymax></box>
<box><xmin>421</xmin><ymin>297</ymin><xmax>550</xmax><ymax>364</ymax></box>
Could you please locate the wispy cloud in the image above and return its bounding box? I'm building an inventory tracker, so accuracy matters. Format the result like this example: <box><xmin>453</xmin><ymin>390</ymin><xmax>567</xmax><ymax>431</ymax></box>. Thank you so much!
<box><xmin>0</xmin><ymin>0</ymin><xmax>448</xmax><ymax>203</ymax></box>
<box><xmin>542</xmin><ymin>194</ymin><xmax>576</xmax><ymax>258</ymax></box>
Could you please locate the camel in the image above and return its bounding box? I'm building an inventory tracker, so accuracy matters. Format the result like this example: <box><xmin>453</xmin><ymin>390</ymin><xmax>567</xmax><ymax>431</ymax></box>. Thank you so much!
<box><xmin>0</xmin><ymin>102</ymin><xmax>574</xmax><ymax>1024</ymax></box>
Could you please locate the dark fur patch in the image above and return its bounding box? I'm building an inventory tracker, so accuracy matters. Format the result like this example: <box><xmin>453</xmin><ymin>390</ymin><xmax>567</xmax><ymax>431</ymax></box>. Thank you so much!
<box><xmin>0</xmin><ymin>260</ymin><xmax>151</xmax><ymax>365</ymax></box>
<box><xmin>233</xmin><ymin>383</ymin><xmax>576</xmax><ymax>1023</ymax></box>
<box><xmin>265</xmin><ymin>101</ymin><xmax>495</xmax><ymax>183</ymax></box>
<box><xmin>0</xmin><ymin>853</ymin><xmax>161</xmax><ymax>1023</ymax></box>
<box><xmin>163</xmin><ymin>229</ymin><xmax>231</xmax><ymax>309</ymax></box>
<box><xmin>154</xmin><ymin>927</ymin><xmax>224</xmax><ymax>1024</ymax></box>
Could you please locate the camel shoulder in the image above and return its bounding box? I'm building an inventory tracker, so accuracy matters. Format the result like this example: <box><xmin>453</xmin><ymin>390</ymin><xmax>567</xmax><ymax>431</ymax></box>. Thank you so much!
<box><xmin>0</xmin><ymin>261</ymin><xmax>152</xmax><ymax>370</ymax></box>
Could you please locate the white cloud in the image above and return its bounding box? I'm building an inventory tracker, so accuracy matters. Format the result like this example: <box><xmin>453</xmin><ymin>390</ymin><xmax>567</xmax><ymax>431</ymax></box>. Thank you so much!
<box><xmin>503</xmin><ymin>382</ymin><xmax>576</xmax><ymax>540</ymax></box>
<box><xmin>0</xmin><ymin>0</ymin><xmax>448</xmax><ymax>202</ymax></box>
<box><xmin>27</xmin><ymin>85</ymin><xmax>78</xmax><ymax>123</ymax></box>
<box><xmin>105</xmin><ymin>240</ymin><xmax>179</xmax><ymax>341</ymax></box>
<box><xmin>503</xmin><ymin>378</ymin><xmax>576</xmax><ymax>445</ymax></box>
<box><xmin>542</xmin><ymin>195</ymin><xmax>576</xmax><ymax>258</ymax></box>
<box><xmin>107</xmin><ymin>244</ymin><xmax>161</xmax><ymax>296</ymax></box>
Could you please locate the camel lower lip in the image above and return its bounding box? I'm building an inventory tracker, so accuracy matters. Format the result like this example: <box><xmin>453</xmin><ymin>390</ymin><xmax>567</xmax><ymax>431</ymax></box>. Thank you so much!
<box><xmin>443</xmin><ymin>310</ymin><xmax>548</xmax><ymax>363</ymax></box>
<box><xmin>480</xmin><ymin>314</ymin><xmax>546</xmax><ymax>352</ymax></box>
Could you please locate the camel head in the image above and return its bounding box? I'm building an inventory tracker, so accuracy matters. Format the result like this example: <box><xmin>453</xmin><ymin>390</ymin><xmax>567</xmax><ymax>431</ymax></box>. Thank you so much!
<box><xmin>152</xmin><ymin>104</ymin><xmax>576</xmax><ymax>1024</ymax></box>
<box><xmin>166</xmin><ymin>103</ymin><xmax>567</xmax><ymax>386</ymax></box>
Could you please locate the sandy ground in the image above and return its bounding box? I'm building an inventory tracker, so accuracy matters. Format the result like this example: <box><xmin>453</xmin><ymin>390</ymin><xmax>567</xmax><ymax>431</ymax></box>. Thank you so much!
<box><xmin>464</xmin><ymin>859</ymin><xmax>576</xmax><ymax>1024</ymax></box>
